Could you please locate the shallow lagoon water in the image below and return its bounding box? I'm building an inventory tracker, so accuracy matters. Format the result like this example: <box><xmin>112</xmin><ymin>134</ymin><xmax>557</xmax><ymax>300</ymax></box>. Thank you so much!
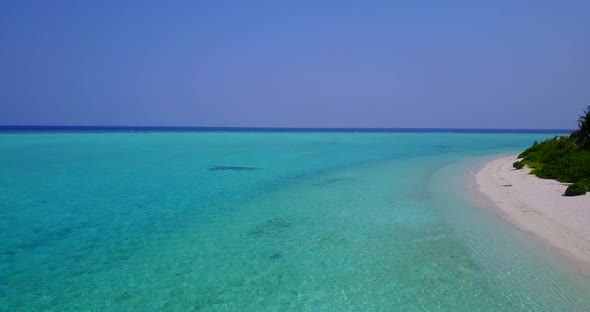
<box><xmin>1</xmin><ymin>131</ymin><xmax>589</xmax><ymax>311</ymax></box>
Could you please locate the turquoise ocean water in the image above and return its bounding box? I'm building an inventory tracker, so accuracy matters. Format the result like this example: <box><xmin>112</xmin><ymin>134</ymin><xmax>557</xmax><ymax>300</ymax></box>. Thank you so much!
<box><xmin>1</xmin><ymin>130</ymin><xmax>590</xmax><ymax>311</ymax></box>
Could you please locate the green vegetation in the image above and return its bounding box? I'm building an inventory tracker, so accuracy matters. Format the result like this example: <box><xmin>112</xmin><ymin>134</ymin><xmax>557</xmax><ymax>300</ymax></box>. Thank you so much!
<box><xmin>514</xmin><ymin>107</ymin><xmax>590</xmax><ymax>196</ymax></box>
<box><xmin>565</xmin><ymin>182</ymin><xmax>587</xmax><ymax>196</ymax></box>
<box><xmin>570</xmin><ymin>107</ymin><xmax>590</xmax><ymax>147</ymax></box>
<box><xmin>512</xmin><ymin>161</ymin><xmax>524</xmax><ymax>169</ymax></box>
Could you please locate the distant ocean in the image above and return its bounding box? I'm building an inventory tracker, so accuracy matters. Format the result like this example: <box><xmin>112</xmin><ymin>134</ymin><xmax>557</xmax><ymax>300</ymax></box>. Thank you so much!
<box><xmin>1</xmin><ymin>128</ymin><xmax>589</xmax><ymax>311</ymax></box>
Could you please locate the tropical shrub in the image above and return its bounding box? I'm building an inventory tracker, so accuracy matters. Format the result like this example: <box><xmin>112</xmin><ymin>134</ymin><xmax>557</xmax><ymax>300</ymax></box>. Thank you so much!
<box><xmin>565</xmin><ymin>182</ymin><xmax>586</xmax><ymax>196</ymax></box>
<box><xmin>517</xmin><ymin>107</ymin><xmax>590</xmax><ymax>196</ymax></box>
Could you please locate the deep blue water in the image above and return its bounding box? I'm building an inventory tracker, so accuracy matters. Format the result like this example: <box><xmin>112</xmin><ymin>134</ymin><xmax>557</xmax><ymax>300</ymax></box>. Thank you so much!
<box><xmin>0</xmin><ymin>125</ymin><xmax>573</xmax><ymax>134</ymax></box>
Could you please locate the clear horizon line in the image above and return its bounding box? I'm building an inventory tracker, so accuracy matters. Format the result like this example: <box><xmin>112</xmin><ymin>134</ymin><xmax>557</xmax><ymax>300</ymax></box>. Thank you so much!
<box><xmin>0</xmin><ymin>125</ymin><xmax>574</xmax><ymax>133</ymax></box>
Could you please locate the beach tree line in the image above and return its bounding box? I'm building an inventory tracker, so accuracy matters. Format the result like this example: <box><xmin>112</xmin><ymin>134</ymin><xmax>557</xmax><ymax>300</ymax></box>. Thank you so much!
<box><xmin>513</xmin><ymin>106</ymin><xmax>590</xmax><ymax>196</ymax></box>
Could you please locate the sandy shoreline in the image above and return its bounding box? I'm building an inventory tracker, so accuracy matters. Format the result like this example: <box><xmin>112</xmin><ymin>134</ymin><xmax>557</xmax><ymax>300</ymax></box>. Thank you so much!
<box><xmin>473</xmin><ymin>155</ymin><xmax>590</xmax><ymax>276</ymax></box>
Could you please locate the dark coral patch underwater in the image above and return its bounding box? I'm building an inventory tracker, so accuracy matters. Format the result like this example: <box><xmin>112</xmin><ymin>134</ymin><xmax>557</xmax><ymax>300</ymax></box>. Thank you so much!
<box><xmin>208</xmin><ymin>166</ymin><xmax>262</xmax><ymax>172</ymax></box>
<box><xmin>247</xmin><ymin>218</ymin><xmax>292</xmax><ymax>237</ymax></box>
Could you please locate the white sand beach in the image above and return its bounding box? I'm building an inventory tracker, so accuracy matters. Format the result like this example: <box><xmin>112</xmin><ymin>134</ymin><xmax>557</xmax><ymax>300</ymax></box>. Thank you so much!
<box><xmin>474</xmin><ymin>155</ymin><xmax>590</xmax><ymax>275</ymax></box>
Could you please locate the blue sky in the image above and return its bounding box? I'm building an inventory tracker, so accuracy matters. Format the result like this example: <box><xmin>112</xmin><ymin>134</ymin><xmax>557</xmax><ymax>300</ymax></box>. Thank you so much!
<box><xmin>1</xmin><ymin>1</ymin><xmax>589</xmax><ymax>128</ymax></box>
